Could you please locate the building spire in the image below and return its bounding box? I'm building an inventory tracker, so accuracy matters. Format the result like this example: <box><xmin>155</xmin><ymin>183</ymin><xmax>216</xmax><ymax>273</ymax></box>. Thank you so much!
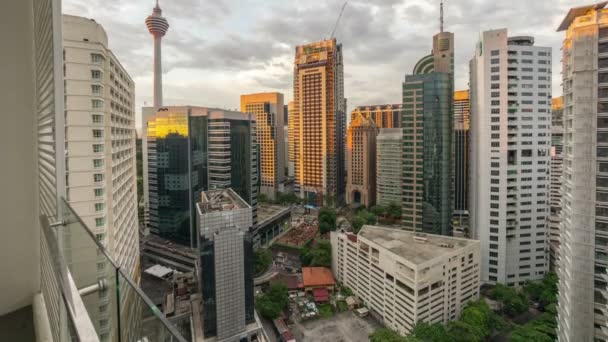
<box><xmin>440</xmin><ymin>0</ymin><xmax>444</xmax><ymax>33</ymax></box>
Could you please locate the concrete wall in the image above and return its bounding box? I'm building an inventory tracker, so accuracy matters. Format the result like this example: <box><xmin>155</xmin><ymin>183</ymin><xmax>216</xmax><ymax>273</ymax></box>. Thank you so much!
<box><xmin>0</xmin><ymin>0</ymin><xmax>39</xmax><ymax>315</ymax></box>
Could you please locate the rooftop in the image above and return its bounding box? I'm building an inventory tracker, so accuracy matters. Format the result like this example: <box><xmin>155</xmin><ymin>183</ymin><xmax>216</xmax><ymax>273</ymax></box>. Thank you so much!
<box><xmin>302</xmin><ymin>267</ymin><xmax>336</xmax><ymax>287</ymax></box>
<box><xmin>257</xmin><ymin>203</ymin><xmax>292</xmax><ymax>226</ymax></box>
<box><xmin>558</xmin><ymin>2</ymin><xmax>608</xmax><ymax>31</ymax></box>
<box><xmin>198</xmin><ymin>188</ymin><xmax>250</xmax><ymax>214</ymax></box>
<box><xmin>358</xmin><ymin>225</ymin><xmax>479</xmax><ymax>265</ymax></box>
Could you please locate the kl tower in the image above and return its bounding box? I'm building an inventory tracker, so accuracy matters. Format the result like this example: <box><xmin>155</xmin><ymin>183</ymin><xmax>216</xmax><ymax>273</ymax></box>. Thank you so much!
<box><xmin>145</xmin><ymin>0</ymin><xmax>169</xmax><ymax>109</ymax></box>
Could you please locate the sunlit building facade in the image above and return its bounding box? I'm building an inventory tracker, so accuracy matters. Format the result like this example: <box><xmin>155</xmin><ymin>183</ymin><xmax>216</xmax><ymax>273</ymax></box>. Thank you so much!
<box><xmin>549</xmin><ymin>97</ymin><xmax>563</xmax><ymax>269</ymax></box>
<box><xmin>346</xmin><ymin>113</ymin><xmax>378</xmax><ymax>207</ymax></box>
<box><xmin>145</xmin><ymin>106</ymin><xmax>258</xmax><ymax>248</ymax></box>
<box><xmin>241</xmin><ymin>92</ymin><xmax>285</xmax><ymax>201</ymax></box>
<box><xmin>351</xmin><ymin>104</ymin><xmax>401</xmax><ymax>128</ymax></box>
<box><xmin>292</xmin><ymin>38</ymin><xmax>346</xmax><ymax>206</ymax></box>
<box><xmin>557</xmin><ymin>4</ymin><xmax>608</xmax><ymax>341</ymax></box>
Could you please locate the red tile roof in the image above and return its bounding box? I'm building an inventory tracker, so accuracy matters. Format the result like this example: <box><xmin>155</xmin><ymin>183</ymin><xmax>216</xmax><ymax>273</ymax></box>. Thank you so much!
<box><xmin>302</xmin><ymin>267</ymin><xmax>336</xmax><ymax>287</ymax></box>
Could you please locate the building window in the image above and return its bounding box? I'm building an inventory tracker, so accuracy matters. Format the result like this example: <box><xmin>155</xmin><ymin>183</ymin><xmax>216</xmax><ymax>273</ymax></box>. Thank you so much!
<box><xmin>91</xmin><ymin>53</ymin><xmax>104</xmax><ymax>64</ymax></box>
<box><xmin>94</xmin><ymin>174</ymin><xmax>104</xmax><ymax>182</ymax></box>
<box><xmin>491</xmin><ymin>50</ymin><xmax>500</xmax><ymax>56</ymax></box>
<box><xmin>93</xmin><ymin>129</ymin><xmax>103</xmax><ymax>138</ymax></box>
<box><xmin>94</xmin><ymin>188</ymin><xmax>104</xmax><ymax>197</ymax></box>
<box><xmin>95</xmin><ymin>217</ymin><xmax>105</xmax><ymax>227</ymax></box>
<box><xmin>92</xmin><ymin>114</ymin><xmax>103</xmax><ymax>123</ymax></box>
<box><xmin>93</xmin><ymin>159</ymin><xmax>103</xmax><ymax>168</ymax></box>
<box><xmin>91</xmin><ymin>70</ymin><xmax>102</xmax><ymax>80</ymax></box>
<box><xmin>93</xmin><ymin>144</ymin><xmax>104</xmax><ymax>153</ymax></box>
<box><xmin>95</xmin><ymin>203</ymin><xmax>105</xmax><ymax>212</ymax></box>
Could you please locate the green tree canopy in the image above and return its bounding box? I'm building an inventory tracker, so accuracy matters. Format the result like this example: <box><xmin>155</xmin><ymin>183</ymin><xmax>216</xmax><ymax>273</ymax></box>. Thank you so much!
<box><xmin>352</xmin><ymin>209</ymin><xmax>376</xmax><ymax>233</ymax></box>
<box><xmin>490</xmin><ymin>283</ymin><xmax>528</xmax><ymax>316</ymax></box>
<box><xmin>318</xmin><ymin>207</ymin><xmax>337</xmax><ymax>234</ymax></box>
<box><xmin>301</xmin><ymin>239</ymin><xmax>331</xmax><ymax>267</ymax></box>
<box><xmin>370</xmin><ymin>328</ymin><xmax>418</xmax><ymax>342</ymax></box>
<box><xmin>387</xmin><ymin>202</ymin><xmax>402</xmax><ymax>219</ymax></box>
<box><xmin>255</xmin><ymin>283</ymin><xmax>289</xmax><ymax>320</ymax></box>
<box><xmin>254</xmin><ymin>248</ymin><xmax>272</xmax><ymax>275</ymax></box>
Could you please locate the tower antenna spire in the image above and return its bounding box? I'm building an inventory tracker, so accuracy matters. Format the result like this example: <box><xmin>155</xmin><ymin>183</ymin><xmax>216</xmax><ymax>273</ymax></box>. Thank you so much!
<box><xmin>440</xmin><ymin>0</ymin><xmax>444</xmax><ymax>32</ymax></box>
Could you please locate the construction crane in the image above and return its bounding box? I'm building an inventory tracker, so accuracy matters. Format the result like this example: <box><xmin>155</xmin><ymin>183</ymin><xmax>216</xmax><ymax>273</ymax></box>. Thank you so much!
<box><xmin>330</xmin><ymin>1</ymin><xmax>348</xmax><ymax>39</ymax></box>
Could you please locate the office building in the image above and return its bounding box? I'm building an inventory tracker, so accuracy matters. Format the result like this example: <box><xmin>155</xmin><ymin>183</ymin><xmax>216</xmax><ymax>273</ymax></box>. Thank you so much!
<box><xmin>402</xmin><ymin>26</ymin><xmax>454</xmax><ymax>234</ymax></box>
<box><xmin>549</xmin><ymin>97</ymin><xmax>563</xmax><ymax>269</ymax></box>
<box><xmin>292</xmin><ymin>38</ymin><xmax>346</xmax><ymax>206</ymax></box>
<box><xmin>331</xmin><ymin>226</ymin><xmax>480</xmax><ymax>336</ymax></box>
<box><xmin>557</xmin><ymin>3</ymin><xmax>608</xmax><ymax>341</ymax></box>
<box><xmin>346</xmin><ymin>113</ymin><xmax>378</xmax><ymax>207</ymax></box>
<box><xmin>469</xmin><ymin>30</ymin><xmax>551</xmax><ymax>285</ymax></box>
<box><xmin>196</xmin><ymin>189</ymin><xmax>261</xmax><ymax>341</ymax></box>
<box><xmin>351</xmin><ymin>104</ymin><xmax>402</xmax><ymax>128</ymax></box>
<box><xmin>240</xmin><ymin>92</ymin><xmax>285</xmax><ymax>200</ymax></box>
<box><xmin>377</xmin><ymin>129</ymin><xmax>403</xmax><ymax>207</ymax></box>
<box><xmin>145</xmin><ymin>106</ymin><xmax>258</xmax><ymax>248</ymax></box>
<box><xmin>453</xmin><ymin>90</ymin><xmax>470</xmax><ymax>237</ymax></box>
<box><xmin>63</xmin><ymin>15</ymin><xmax>140</xmax><ymax>339</ymax></box>
<box><xmin>145</xmin><ymin>0</ymin><xmax>169</xmax><ymax>109</ymax></box>
<box><xmin>0</xmin><ymin>1</ymin><xmax>186</xmax><ymax>340</ymax></box>
<box><xmin>287</xmin><ymin>101</ymin><xmax>296</xmax><ymax>179</ymax></box>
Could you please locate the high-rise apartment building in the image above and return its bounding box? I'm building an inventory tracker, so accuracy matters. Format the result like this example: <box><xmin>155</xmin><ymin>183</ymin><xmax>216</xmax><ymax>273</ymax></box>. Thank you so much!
<box><xmin>63</xmin><ymin>14</ymin><xmax>140</xmax><ymax>340</ymax></box>
<box><xmin>402</xmin><ymin>28</ymin><xmax>454</xmax><ymax>234</ymax></box>
<box><xmin>287</xmin><ymin>101</ymin><xmax>296</xmax><ymax>179</ymax></box>
<box><xmin>331</xmin><ymin>226</ymin><xmax>480</xmax><ymax>336</ymax></box>
<box><xmin>196</xmin><ymin>189</ymin><xmax>261</xmax><ymax>341</ymax></box>
<box><xmin>377</xmin><ymin>129</ymin><xmax>403</xmax><ymax>207</ymax></box>
<box><xmin>292</xmin><ymin>38</ymin><xmax>346</xmax><ymax>206</ymax></box>
<box><xmin>549</xmin><ymin>97</ymin><xmax>563</xmax><ymax>269</ymax></box>
<box><xmin>144</xmin><ymin>106</ymin><xmax>258</xmax><ymax>247</ymax></box>
<box><xmin>470</xmin><ymin>30</ymin><xmax>551</xmax><ymax>285</ymax></box>
<box><xmin>346</xmin><ymin>113</ymin><xmax>378</xmax><ymax>207</ymax></box>
<box><xmin>557</xmin><ymin>4</ymin><xmax>608</xmax><ymax>340</ymax></box>
<box><xmin>453</xmin><ymin>90</ymin><xmax>470</xmax><ymax>237</ymax></box>
<box><xmin>240</xmin><ymin>92</ymin><xmax>285</xmax><ymax>200</ymax></box>
<box><xmin>351</xmin><ymin>104</ymin><xmax>402</xmax><ymax>128</ymax></box>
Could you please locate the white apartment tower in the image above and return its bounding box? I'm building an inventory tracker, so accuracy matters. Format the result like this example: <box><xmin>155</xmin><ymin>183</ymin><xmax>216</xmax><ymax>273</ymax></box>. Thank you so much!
<box><xmin>469</xmin><ymin>29</ymin><xmax>551</xmax><ymax>285</ymax></box>
<box><xmin>557</xmin><ymin>3</ymin><xmax>608</xmax><ymax>341</ymax></box>
<box><xmin>63</xmin><ymin>16</ymin><xmax>139</xmax><ymax>279</ymax></box>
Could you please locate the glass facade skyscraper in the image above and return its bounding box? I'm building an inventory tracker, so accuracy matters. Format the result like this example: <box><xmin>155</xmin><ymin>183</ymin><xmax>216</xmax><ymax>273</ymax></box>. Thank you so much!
<box><xmin>146</xmin><ymin>106</ymin><xmax>257</xmax><ymax>248</ymax></box>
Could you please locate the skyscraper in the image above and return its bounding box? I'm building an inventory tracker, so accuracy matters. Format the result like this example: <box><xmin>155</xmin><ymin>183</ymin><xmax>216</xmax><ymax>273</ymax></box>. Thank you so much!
<box><xmin>350</xmin><ymin>104</ymin><xmax>402</xmax><ymax>128</ymax></box>
<box><xmin>196</xmin><ymin>189</ymin><xmax>261</xmax><ymax>341</ymax></box>
<box><xmin>145</xmin><ymin>0</ymin><xmax>169</xmax><ymax>109</ymax></box>
<box><xmin>453</xmin><ymin>90</ymin><xmax>470</xmax><ymax>237</ymax></box>
<box><xmin>287</xmin><ymin>100</ymin><xmax>296</xmax><ymax>179</ymax></box>
<box><xmin>63</xmin><ymin>14</ymin><xmax>140</xmax><ymax>339</ymax></box>
<box><xmin>346</xmin><ymin>113</ymin><xmax>378</xmax><ymax>207</ymax></box>
<box><xmin>240</xmin><ymin>92</ymin><xmax>285</xmax><ymax>200</ymax></box>
<box><xmin>557</xmin><ymin>3</ymin><xmax>608</xmax><ymax>340</ymax></box>
<box><xmin>377</xmin><ymin>129</ymin><xmax>403</xmax><ymax>207</ymax></box>
<box><xmin>549</xmin><ymin>97</ymin><xmax>563</xmax><ymax>269</ymax></box>
<box><xmin>292</xmin><ymin>38</ymin><xmax>346</xmax><ymax>206</ymax></box>
<box><xmin>470</xmin><ymin>30</ymin><xmax>551</xmax><ymax>285</ymax></box>
<box><xmin>401</xmin><ymin>25</ymin><xmax>454</xmax><ymax>234</ymax></box>
<box><xmin>145</xmin><ymin>106</ymin><xmax>258</xmax><ymax>248</ymax></box>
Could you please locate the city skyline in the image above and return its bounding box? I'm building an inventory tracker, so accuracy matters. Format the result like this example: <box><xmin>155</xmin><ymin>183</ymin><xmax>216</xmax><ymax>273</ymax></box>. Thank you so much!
<box><xmin>63</xmin><ymin>0</ymin><xmax>585</xmax><ymax>129</ymax></box>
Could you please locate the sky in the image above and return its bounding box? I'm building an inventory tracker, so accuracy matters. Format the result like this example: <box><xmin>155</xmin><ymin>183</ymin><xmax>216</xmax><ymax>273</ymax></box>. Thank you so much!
<box><xmin>63</xmin><ymin>0</ymin><xmax>590</xmax><ymax>129</ymax></box>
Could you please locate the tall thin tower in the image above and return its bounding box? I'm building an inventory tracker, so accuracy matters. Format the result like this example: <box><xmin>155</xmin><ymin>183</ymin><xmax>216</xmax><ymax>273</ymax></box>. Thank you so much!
<box><xmin>145</xmin><ymin>0</ymin><xmax>169</xmax><ymax>109</ymax></box>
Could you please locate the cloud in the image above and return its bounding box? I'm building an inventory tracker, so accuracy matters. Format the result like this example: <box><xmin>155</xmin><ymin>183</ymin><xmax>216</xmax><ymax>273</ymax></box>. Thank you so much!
<box><xmin>63</xmin><ymin>0</ymin><xmax>583</xmax><ymax>128</ymax></box>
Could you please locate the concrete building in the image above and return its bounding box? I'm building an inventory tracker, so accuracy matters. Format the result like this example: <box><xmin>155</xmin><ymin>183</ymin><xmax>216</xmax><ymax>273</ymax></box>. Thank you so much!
<box><xmin>549</xmin><ymin>97</ymin><xmax>563</xmax><ymax>270</ymax></box>
<box><xmin>557</xmin><ymin>3</ymin><xmax>608</xmax><ymax>341</ymax></box>
<box><xmin>402</xmin><ymin>27</ymin><xmax>454</xmax><ymax>234</ymax></box>
<box><xmin>292</xmin><ymin>38</ymin><xmax>346</xmax><ymax>206</ymax></box>
<box><xmin>331</xmin><ymin>226</ymin><xmax>480</xmax><ymax>336</ymax></box>
<box><xmin>63</xmin><ymin>15</ymin><xmax>140</xmax><ymax>340</ymax></box>
<box><xmin>240</xmin><ymin>92</ymin><xmax>285</xmax><ymax>200</ymax></box>
<box><xmin>351</xmin><ymin>104</ymin><xmax>401</xmax><ymax>128</ymax></box>
<box><xmin>376</xmin><ymin>128</ymin><xmax>403</xmax><ymax>207</ymax></box>
<box><xmin>346</xmin><ymin>113</ymin><xmax>378</xmax><ymax>207</ymax></box>
<box><xmin>196</xmin><ymin>189</ymin><xmax>262</xmax><ymax>342</ymax></box>
<box><xmin>470</xmin><ymin>30</ymin><xmax>551</xmax><ymax>285</ymax></box>
<box><xmin>287</xmin><ymin>101</ymin><xmax>296</xmax><ymax>179</ymax></box>
<box><xmin>144</xmin><ymin>106</ymin><xmax>258</xmax><ymax>247</ymax></box>
<box><xmin>145</xmin><ymin>0</ymin><xmax>169</xmax><ymax>109</ymax></box>
<box><xmin>453</xmin><ymin>90</ymin><xmax>470</xmax><ymax>237</ymax></box>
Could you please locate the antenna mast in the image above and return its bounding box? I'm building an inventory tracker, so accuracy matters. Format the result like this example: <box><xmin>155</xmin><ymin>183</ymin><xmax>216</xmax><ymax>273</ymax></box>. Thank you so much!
<box><xmin>440</xmin><ymin>0</ymin><xmax>444</xmax><ymax>33</ymax></box>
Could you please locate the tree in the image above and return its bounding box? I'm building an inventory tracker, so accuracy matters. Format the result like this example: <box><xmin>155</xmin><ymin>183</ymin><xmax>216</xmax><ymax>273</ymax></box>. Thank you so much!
<box><xmin>387</xmin><ymin>202</ymin><xmax>402</xmax><ymax>219</ymax></box>
<box><xmin>255</xmin><ymin>283</ymin><xmax>289</xmax><ymax>320</ymax></box>
<box><xmin>276</xmin><ymin>192</ymin><xmax>300</xmax><ymax>205</ymax></box>
<box><xmin>300</xmin><ymin>239</ymin><xmax>331</xmax><ymax>267</ymax></box>
<box><xmin>370</xmin><ymin>205</ymin><xmax>387</xmax><ymax>217</ymax></box>
<box><xmin>490</xmin><ymin>283</ymin><xmax>528</xmax><ymax>316</ymax></box>
<box><xmin>411</xmin><ymin>322</ymin><xmax>449</xmax><ymax>342</ymax></box>
<box><xmin>318</xmin><ymin>207</ymin><xmax>337</xmax><ymax>234</ymax></box>
<box><xmin>258</xmin><ymin>193</ymin><xmax>269</xmax><ymax>203</ymax></box>
<box><xmin>254</xmin><ymin>248</ymin><xmax>272</xmax><ymax>275</ymax></box>
<box><xmin>524</xmin><ymin>272</ymin><xmax>558</xmax><ymax>308</ymax></box>
<box><xmin>370</xmin><ymin>328</ymin><xmax>417</xmax><ymax>342</ymax></box>
<box><xmin>352</xmin><ymin>209</ymin><xmax>376</xmax><ymax>233</ymax></box>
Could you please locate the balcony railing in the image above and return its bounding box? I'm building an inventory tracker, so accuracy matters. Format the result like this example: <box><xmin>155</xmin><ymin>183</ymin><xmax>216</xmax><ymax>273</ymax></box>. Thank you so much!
<box><xmin>40</xmin><ymin>198</ymin><xmax>187</xmax><ymax>342</ymax></box>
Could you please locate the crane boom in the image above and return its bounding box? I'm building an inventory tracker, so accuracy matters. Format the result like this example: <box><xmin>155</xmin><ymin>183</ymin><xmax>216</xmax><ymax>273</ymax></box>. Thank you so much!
<box><xmin>330</xmin><ymin>2</ymin><xmax>348</xmax><ymax>39</ymax></box>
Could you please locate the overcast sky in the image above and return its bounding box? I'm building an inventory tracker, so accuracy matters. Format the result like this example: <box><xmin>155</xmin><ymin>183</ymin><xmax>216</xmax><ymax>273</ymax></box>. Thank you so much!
<box><xmin>64</xmin><ymin>0</ymin><xmax>589</xmax><ymax>128</ymax></box>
